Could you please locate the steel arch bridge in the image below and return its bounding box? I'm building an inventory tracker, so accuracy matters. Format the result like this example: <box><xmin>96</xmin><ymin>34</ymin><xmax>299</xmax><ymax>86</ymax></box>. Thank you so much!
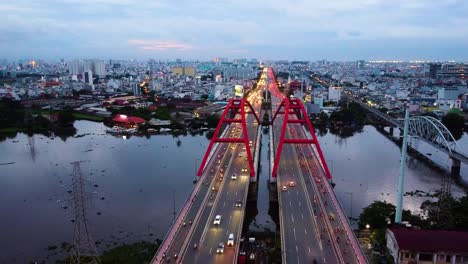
<box><xmin>408</xmin><ymin>115</ymin><xmax>464</xmax><ymax>155</ymax></box>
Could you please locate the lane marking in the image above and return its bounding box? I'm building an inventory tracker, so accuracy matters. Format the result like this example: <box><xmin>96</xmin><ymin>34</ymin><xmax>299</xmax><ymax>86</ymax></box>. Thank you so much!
<box><xmin>209</xmin><ymin>248</ymin><xmax>212</xmax><ymax>255</ymax></box>
<box><xmin>304</xmin><ymin>229</ymin><xmax>307</xmax><ymax>235</ymax></box>
<box><xmin>293</xmin><ymin>228</ymin><xmax>297</xmax><ymax>241</ymax></box>
<box><xmin>291</xmin><ymin>214</ymin><xmax>294</xmax><ymax>223</ymax></box>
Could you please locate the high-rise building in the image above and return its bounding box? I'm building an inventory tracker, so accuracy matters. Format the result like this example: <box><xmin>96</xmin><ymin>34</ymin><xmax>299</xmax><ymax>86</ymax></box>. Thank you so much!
<box><xmin>68</xmin><ymin>60</ymin><xmax>83</xmax><ymax>75</ymax></box>
<box><xmin>92</xmin><ymin>60</ymin><xmax>106</xmax><ymax>77</ymax></box>
<box><xmin>427</xmin><ymin>63</ymin><xmax>442</xmax><ymax>79</ymax></box>
<box><xmin>356</xmin><ymin>60</ymin><xmax>365</xmax><ymax>69</ymax></box>
<box><xmin>132</xmin><ymin>82</ymin><xmax>141</xmax><ymax>96</ymax></box>
<box><xmin>84</xmin><ymin>71</ymin><xmax>93</xmax><ymax>85</ymax></box>
<box><xmin>184</xmin><ymin>66</ymin><xmax>196</xmax><ymax>77</ymax></box>
<box><xmin>83</xmin><ymin>60</ymin><xmax>93</xmax><ymax>72</ymax></box>
<box><xmin>328</xmin><ymin>86</ymin><xmax>341</xmax><ymax>101</ymax></box>
<box><xmin>172</xmin><ymin>67</ymin><xmax>184</xmax><ymax>76</ymax></box>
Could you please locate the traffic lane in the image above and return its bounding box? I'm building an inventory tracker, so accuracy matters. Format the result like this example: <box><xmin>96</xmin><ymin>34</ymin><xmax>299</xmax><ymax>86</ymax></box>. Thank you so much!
<box><xmin>212</xmin><ymin>173</ymin><xmax>249</xmax><ymax>264</ymax></box>
<box><xmin>188</xmin><ymin>143</ymin><xmax>244</xmax><ymax>263</ymax></box>
<box><xmin>296</xmin><ymin>147</ymin><xmax>341</xmax><ymax>263</ymax></box>
<box><xmin>199</xmin><ymin>148</ymin><xmax>248</xmax><ymax>264</ymax></box>
<box><xmin>181</xmin><ymin>143</ymin><xmax>240</xmax><ymax>262</ymax></box>
<box><xmin>278</xmin><ymin>144</ymin><xmax>322</xmax><ymax>263</ymax></box>
<box><xmin>292</xmin><ymin>125</ymin><xmax>357</xmax><ymax>263</ymax></box>
<box><xmin>283</xmin><ymin>139</ymin><xmax>333</xmax><ymax>262</ymax></box>
<box><xmin>289</xmin><ymin>123</ymin><xmax>344</xmax><ymax>262</ymax></box>
<box><xmin>286</xmin><ymin>123</ymin><xmax>341</xmax><ymax>263</ymax></box>
<box><xmin>300</xmin><ymin>144</ymin><xmax>358</xmax><ymax>263</ymax></box>
<box><xmin>161</xmin><ymin>137</ymin><xmax>231</xmax><ymax>262</ymax></box>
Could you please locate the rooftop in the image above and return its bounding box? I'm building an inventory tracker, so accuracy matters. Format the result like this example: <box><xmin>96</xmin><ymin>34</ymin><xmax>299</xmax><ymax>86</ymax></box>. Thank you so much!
<box><xmin>389</xmin><ymin>227</ymin><xmax>468</xmax><ymax>253</ymax></box>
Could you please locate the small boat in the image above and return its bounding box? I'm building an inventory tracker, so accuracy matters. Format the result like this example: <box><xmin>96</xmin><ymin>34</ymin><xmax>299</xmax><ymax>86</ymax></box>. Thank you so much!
<box><xmin>160</xmin><ymin>128</ymin><xmax>172</xmax><ymax>133</ymax></box>
<box><xmin>106</xmin><ymin>126</ymin><xmax>123</xmax><ymax>134</ymax></box>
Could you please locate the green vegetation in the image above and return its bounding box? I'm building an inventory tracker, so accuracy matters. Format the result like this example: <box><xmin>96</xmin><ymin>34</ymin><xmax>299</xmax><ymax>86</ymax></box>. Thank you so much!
<box><xmin>441</xmin><ymin>112</ymin><xmax>464</xmax><ymax>140</ymax></box>
<box><xmin>359</xmin><ymin>201</ymin><xmax>429</xmax><ymax>231</ymax></box>
<box><xmin>0</xmin><ymin>127</ymin><xmax>25</xmax><ymax>133</ymax></box>
<box><xmin>56</xmin><ymin>241</ymin><xmax>160</xmax><ymax>264</ymax></box>
<box><xmin>359</xmin><ymin>196</ymin><xmax>468</xmax><ymax>263</ymax></box>
<box><xmin>421</xmin><ymin>194</ymin><xmax>468</xmax><ymax>230</ymax></box>
<box><xmin>153</xmin><ymin>106</ymin><xmax>171</xmax><ymax>120</ymax></box>
<box><xmin>72</xmin><ymin>113</ymin><xmax>105</xmax><ymax>122</ymax></box>
<box><xmin>206</xmin><ymin>114</ymin><xmax>220</xmax><ymax>128</ymax></box>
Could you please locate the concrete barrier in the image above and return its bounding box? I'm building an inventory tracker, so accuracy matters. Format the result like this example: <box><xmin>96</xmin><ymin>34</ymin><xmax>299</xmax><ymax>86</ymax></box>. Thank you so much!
<box><xmin>152</xmin><ymin>125</ymin><xmax>231</xmax><ymax>263</ymax></box>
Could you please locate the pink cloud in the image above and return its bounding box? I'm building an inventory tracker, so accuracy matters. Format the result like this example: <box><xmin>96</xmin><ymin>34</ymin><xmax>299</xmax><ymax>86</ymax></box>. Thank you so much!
<box><xmin>128</xmin><ymin>39</ymin><xmax>193</xmax><ymax>51</ymax></box>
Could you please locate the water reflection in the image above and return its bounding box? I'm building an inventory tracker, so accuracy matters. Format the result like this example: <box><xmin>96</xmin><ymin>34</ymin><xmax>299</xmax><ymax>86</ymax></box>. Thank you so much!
<box><xmin>0</xmin><ymin>121</ymin><xmax>466</xmax><ymax>263</ymax></box>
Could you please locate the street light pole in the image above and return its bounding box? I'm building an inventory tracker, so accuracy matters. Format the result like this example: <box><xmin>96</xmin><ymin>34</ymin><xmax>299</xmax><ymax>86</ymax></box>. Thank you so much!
<box><xmin>395</xmin><ymin>104</ymin><xmax>409</xmax><ymax>224</ymax></box>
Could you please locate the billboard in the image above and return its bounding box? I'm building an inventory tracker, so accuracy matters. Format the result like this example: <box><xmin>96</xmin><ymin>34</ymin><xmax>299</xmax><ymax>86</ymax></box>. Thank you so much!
<box><xmin>234</xmin><ymin>85</ymin><xmax>244</xmax><ymax>97</ymax></box>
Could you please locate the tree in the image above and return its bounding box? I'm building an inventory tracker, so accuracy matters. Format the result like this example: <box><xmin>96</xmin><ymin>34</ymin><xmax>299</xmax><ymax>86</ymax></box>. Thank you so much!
<box><xmin>441</xmin><ymin>112</ymin><xmax>464</xmax><ymax>140</ymax></box>
<box><xmin>359</xmin><ymin>201</ymin><xmax>395</xmax><ymax>229</ymax></box>
<box><xmin>57</xmin><ymin>110</ymin><xmax>75</xmax><ymax>126</ymax></box>
<box><xmin>421</xmin><ymin>194</ymin><xmax>468</xmax><ymax>231</ymax></box>
<box><xmin>206</xmin><ymin>114</ymin><xmax>220</xmax><ymax>128</ymax></box>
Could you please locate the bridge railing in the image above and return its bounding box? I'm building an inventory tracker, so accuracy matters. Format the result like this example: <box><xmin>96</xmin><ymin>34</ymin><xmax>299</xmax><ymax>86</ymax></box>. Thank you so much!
<box><xmin>152</xmin><ymin>126</ymin><xmax>230</xmax><ymax>263</ymax></box>
<box><xmin>301</xmin><ymin>126</ymin><xmax>367</xmax><ymax>263</ymax></box>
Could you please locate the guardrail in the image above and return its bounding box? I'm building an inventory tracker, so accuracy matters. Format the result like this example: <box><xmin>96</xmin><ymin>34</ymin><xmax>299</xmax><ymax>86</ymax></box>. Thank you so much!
<box><xmin>234</xmin><ymin>124</ymin><xmax>261</xmax><ymax>264</ymax></box>
<box><xmin>301</xmin><ymin>126</ymin><xmax>367</xmax><ymax>263</ymax></box>
<box><xmin>152</xmin><ymin>126</ymin><xmax>231</xmax><ymax>263</ymax></box>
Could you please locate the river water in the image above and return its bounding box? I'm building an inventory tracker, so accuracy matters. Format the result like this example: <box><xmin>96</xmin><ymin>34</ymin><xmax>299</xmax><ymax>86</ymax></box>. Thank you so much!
<box><xmin>0</xmin><ymin>121</ymin><xmax>466</xmax><ymax>263</ymax></box>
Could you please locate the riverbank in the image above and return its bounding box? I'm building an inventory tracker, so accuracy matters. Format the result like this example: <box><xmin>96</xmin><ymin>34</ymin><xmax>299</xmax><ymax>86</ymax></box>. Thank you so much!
<box><xmin>55</xmin><ymin>241</ymin><xmax>160</xmax><ymax>264</ymax></box>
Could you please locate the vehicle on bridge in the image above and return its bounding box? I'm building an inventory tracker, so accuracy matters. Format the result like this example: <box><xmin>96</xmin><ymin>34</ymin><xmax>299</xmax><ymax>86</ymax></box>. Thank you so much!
<box><xmin>227</xmin><ymin>233</ymin><xmax>234</xmax><ymax>246</ymax></box>
<box><xmin>216</xmin><ymin>243</ymin><xmax>224</xmax><ymax>254</ymax></box>
<box><xmin>231</xmin><ymin>173</ymin><xmax>237</xmax><ymax>180</ymax></box>
<box><xmin>288</xmin><ymin>181</ymin><xmax>296</xmax><ymax>187</ymax></box>
<box><xmin>214</xmin><ymin>215</ymin><xmax>222</xmax><ymax>225</ymax></box>
<box><xmin>282</xmin><ymin>186</ymin><xmax>287</xmax><ymax>191</ymax></box>
<box><xmin>235</xmin><ymin>200</ymin><xmax>242</xmax><ymax>207</ymax></box>
<box><xmin>329</xmin><ymin>213</ymin><xmax>335</xmax><ymax>221</ymax></box>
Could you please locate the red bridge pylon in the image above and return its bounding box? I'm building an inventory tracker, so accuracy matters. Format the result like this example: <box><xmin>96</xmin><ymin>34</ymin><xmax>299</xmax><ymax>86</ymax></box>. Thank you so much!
<box><xmin>197</xmin><ymin>98</ymin><xmax>260</xmax><ymax>178</ymax></box>
<box><xmin>271</xmin><ymin>97</ymin><xmax>332</xmax><ymax>179</ymax></box>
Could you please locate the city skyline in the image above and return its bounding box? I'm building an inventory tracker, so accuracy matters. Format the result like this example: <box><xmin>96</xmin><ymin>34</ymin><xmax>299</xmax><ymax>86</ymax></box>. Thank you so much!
<box><xmin>1</xmin><ymin>0</ymin><xmax>468</xmax><ymax>60</ymax></box>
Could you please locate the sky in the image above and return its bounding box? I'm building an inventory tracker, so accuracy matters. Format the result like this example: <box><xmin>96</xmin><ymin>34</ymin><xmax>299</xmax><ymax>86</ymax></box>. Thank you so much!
<box><xmin>1</xmin><ymin>0</ymin><xmax>468</xmax><ymax>61</ymax></box>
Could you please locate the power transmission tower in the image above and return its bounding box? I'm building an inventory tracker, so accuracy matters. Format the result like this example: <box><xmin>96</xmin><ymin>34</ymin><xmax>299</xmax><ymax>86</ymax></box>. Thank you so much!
<box><xmin>70</xmin><ymin>161</ymin><xmax>100</xmax><ymax>264</ymax></box>
<box><xmin>437</xmin><ymin>172</ymin><xmax>453</xmax><ymax>229</ymax></box>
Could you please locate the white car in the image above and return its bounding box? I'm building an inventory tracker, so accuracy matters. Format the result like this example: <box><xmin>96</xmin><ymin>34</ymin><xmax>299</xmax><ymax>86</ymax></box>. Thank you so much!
<box><xmin>227</xmin><ymin>233</ymin><xmax>234</xmax><ymax>246</ymax></box>
<box><xmin>231</xmin><ymin>174</ymin><xmax>237</xmax><ymax>180</ymax></box>
<box><xmin>282</xmin><ymin>186</ymin><xmax>287</xmax><ymax>191</ymax></box>
<box><xmin>214</xmin><ymin>215</ymin><xmax>222</xmax><ymax>225</ymax></box>
<box><xmin>217</xmin><ymin>243</ymin><xmax>224</xmax><ymax>254</ymax></box>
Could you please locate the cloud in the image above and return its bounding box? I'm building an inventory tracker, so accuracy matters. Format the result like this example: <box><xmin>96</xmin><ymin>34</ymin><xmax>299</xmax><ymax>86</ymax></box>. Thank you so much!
<box><xmin>128</xmin><ymin>39</ymin><xmax>194</xmax><ymax>51</ymax></box>
<box><xmin>0</xmin><ymin>0</ymin><xmax>467</xmax><ymax>60</ymax></box>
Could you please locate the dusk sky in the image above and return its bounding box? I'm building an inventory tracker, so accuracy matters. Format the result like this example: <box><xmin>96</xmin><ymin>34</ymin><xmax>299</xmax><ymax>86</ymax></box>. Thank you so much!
<box><xmin>1</xmin><ymin>0</ymin><xmax>468</xmax><ymax>61</ymax></box>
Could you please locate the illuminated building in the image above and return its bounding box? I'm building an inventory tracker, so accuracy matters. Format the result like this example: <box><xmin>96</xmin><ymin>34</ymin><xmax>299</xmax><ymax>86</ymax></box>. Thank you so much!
<box><xmin>184</xmin><ymin>66</ymin><xmax>196</xmax><ymax>77</ymax></box>
<box><xmin>172</xmin><ymin>67</ymin><xmax>184</xmax><ymax>76</ymax></box>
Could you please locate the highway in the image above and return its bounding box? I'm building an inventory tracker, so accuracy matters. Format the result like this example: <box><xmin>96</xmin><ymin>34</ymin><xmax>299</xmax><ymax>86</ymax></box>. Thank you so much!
<box><xmin>181</xmin><ymin>90</ymin><xmax>262</xmax><ymax>264</ymax></box>
<box><xmin>156</xmin><ymin>87</ymin><xmax>263</xmax><ymax>264</ymax></box>
<box><xmin>269</xmin><ymin>67</ymin><xmax>365</xmax><ymax>264</ymax></box>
